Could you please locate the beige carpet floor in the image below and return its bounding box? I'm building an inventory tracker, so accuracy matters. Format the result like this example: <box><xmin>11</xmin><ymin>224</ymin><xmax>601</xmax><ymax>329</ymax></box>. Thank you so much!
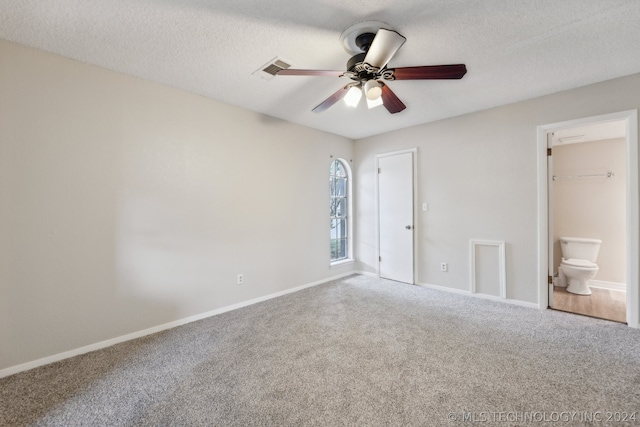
<box><xmin>1</xmin><ymin>274</ymin><xmax>639</xmax><ymax>426</ymax></box>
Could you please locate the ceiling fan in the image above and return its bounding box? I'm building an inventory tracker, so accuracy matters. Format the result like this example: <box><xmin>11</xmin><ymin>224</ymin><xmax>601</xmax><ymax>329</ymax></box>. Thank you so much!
<box><xmin>276</xmin><ymin>21</ymin><xmax>467</xmax><ymax>114</ymax></box>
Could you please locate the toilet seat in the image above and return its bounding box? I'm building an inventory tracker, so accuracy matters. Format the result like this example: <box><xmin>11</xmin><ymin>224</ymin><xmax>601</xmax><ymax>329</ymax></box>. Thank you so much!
<box><xmin>562</xmin><ymin>258</ymin><xmax>597</xmax><ymax>269</ymax></box>
<box><xmin>561</xmin><ymin>258</ymin><xmax>598</xmax><ymax>295</ymax></box>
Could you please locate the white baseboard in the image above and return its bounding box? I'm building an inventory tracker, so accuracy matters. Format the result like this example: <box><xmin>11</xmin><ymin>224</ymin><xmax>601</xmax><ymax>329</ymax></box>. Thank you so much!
<box><xmin>589</xmin><ymin>280</ymin><xmax>626</xmax><ymax>291</ymax></box>
<box><xmin>0</xmin><ymin>271</ymin><xmax>356</xmax><ymax>379</ymax></box>
<box><xmin>417</xmin><ymin>282</ymin><xmax>539</xmax><ymax>309</ymax></box>
<box><xmin>354</xmin><ymin>270</ymin><xmax>378</xmax><ymax>278</ymax></box>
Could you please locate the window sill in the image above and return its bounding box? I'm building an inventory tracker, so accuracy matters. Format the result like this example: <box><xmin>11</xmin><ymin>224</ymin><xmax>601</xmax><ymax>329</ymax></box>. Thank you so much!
<box><xmin>330</xmin><ymin>258</ymin><xmax>355</xmax><ymax>269</ymax></box>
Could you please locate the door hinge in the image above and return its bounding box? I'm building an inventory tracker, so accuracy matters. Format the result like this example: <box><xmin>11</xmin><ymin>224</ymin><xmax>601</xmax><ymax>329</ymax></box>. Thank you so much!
<box><xmin>547</xmin><ymin>148</ymin><xmax>552</xmax><ymax>156</ymax></box>
<box><xmin>548</xmin><ymin>275</ymin><xmax>553</xmax><ymax>285</ymax></box>
<box><xmin>378</xmin><ymin>167</ymin><xmax>381</xmax><ymax>174</ymax></box>
<box><xmin>379</xmin><ymin>256</ymin><xmax>381</xmax><ymax>262</ymax></box>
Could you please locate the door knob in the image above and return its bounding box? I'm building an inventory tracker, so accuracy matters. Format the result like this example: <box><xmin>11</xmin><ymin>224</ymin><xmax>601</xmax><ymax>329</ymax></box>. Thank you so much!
<box><xmin>405</xmin><ymin>225</ymin><xmax>412</xmax><ymax>230</ymax></box>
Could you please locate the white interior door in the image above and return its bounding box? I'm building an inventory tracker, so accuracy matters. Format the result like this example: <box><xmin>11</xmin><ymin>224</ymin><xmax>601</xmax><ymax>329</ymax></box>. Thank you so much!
<box><xmin>378</xmin><ymin>151</ymin><xmax>414</xmax><ymax>284</ymax></box>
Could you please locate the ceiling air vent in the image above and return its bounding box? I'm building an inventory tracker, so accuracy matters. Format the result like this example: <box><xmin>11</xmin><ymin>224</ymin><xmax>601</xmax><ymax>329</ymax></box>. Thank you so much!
<box><xmin>253</xmin><ymin>58</ymin><xmax>291</xmax><ymax>80</ymax></box>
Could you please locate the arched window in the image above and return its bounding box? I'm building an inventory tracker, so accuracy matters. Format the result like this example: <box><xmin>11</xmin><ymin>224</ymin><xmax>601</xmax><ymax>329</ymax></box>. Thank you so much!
<box><xmin>330</xmin><ymin>159</ymin><xmax>351</xmax><ymax>263</ymax></box>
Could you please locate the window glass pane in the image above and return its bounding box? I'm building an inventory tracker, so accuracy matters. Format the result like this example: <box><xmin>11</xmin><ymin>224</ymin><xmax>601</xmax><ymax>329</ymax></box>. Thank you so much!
<box><xmin>330</xmin><ymin>197</ymin><xmax>337</xmax><ymax>216</ymax></box>
<box><xmin>330</xmin><ymin>160</ymin><xmax>336</xmax><ymax>175</ymax></box>
<box><xmin>335</xmin><ymin>198</ymin><xmax>346</xmax><ymax>217</ymax></box>
<box><xmin>334</xmin><ymin>178</ymin><xmax>346</xmax><ymax>197</ymax></box>
<box><xmin>337</xmin><ymin>238</ymin><xmax>347</xmax><ymax>259</ymax></box>
<box><xmin>330</xmin><ymin>239</ymin><xmax>347</xmax><ymax>261</ymax></box>
<box><xmin>335</xmin><ymin>161</ymin><xmax>345</xmax><ymax>177</ymax></box>
<box><xmin>330</xmin><ymin>219</ymin><xmax>339</xmax><ymax>239</ymax></box>
<box><xmin>330</xmin><ymin>218</ymin><xmax>347</xmax><ymax>240</ymax></box>
<box><xmin>330</xmin><ymin>239</ymin><xmax>339</xmax><ymax>260</ymax></box>
<box><xmin>337</xmin><ymin>218</ymin><xmax>347</xmax><ymax>238</ymax></box>
<box><xmin>329</xmin><ymin>177</ymin><xmax>337</xmax><ymax>197</ymax></box>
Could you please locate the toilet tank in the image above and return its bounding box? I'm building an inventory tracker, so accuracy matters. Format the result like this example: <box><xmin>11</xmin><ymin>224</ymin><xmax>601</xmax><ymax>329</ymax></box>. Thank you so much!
<box><xmin>559</xmin><ymin>237</ymin><xmax>602</xmax><ymax>262</ymax></box>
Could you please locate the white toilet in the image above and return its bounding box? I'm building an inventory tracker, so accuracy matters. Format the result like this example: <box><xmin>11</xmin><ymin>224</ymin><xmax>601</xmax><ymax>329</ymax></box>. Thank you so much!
<box><xmin>559</xmin><ymin>237</ymin><xmax>601</xmax><ymax>295</ymax></box>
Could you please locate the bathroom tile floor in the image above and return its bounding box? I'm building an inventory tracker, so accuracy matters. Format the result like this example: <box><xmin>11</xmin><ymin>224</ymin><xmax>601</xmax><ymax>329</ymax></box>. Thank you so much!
<box><xmin>552</xmin><ymin>286</ymin><xmax>626</xmax><ymax>323</ymax></box>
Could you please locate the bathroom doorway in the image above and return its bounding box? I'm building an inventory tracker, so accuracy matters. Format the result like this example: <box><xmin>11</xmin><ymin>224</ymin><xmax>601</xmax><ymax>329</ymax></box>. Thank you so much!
<box><xmin>538</xmin><ymin>110</ymin><xmax>639</xmax><ymax>327</ymax></box>
<box><xmin>550</xmin><ymin>120</ymin><xmax>627</xmax><ymax>322</ymax></box>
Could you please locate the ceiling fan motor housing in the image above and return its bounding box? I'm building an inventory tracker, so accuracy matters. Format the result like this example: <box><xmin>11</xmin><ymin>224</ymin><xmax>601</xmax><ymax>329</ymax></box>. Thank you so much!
<box><xmin>347</xmin><ymin>53</ymin><xmax>366</xmax><ymax>72</ymax></box>
<box><xmin>347</xmin><ymin>52</ymin><xmax>380</xmax><ymax>83</ymax></box>
<box><xmin>355</xmin><ymin>32</ymin><xmax>375</xmax><ymax>52</ymax></box>
<box><xmin>348</xmin><ymin>32</ymin><xmax>381</xmax><ymax>83</ymax></box>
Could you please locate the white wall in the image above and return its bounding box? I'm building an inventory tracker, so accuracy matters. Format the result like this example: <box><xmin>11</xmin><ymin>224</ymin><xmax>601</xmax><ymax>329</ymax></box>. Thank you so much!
<box><xmin>0</xmin><ymin>40</ymin><xmax>354</xmax><ymax>371</ymax></box>
<box><xmin>552</xmin><ymin>138</ymin><xmax>627</xmax><ymax>284</ymax></box>
<box><xmin>354</xmin><ymin>73</ymin><xmax>640</xmax><ymax>305</ymax></box>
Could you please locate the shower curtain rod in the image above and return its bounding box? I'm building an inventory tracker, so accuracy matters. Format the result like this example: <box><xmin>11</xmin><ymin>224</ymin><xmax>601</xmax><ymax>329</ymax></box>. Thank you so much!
<box><xmin>552</xmin><ymin>172</ymin><xmax>614</xmax><ymax>181</ymax></box>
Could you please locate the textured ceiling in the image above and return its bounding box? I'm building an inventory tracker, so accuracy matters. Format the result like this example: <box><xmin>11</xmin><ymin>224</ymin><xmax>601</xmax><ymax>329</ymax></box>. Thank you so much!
<box><xmin>1</xmin><ymin>0</ymin><xmax>640</xmax><ymax>139</ymax></box>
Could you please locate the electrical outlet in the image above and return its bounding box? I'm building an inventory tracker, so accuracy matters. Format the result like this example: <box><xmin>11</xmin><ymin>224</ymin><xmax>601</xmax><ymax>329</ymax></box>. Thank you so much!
<box><xmin>440</xmin><ymin>263</ymin><xmax>448</xmax><ymax>272</ymax></box>
<box><xmin>237</xmin><ymin>274</ymin><xmax>244</xmax><ymax>285</ymax></box>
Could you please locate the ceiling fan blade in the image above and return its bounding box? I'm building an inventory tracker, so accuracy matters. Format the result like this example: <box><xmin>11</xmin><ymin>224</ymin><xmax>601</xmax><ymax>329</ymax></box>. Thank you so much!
<box><xmin>380</xmin><ymin>83</ymin><xmax>406</xmax><ymax>114</ymax></box>
<box><xmin>277</xmin><ymin>69</ymin><xmax>345</xmax><ymax>77</ymax></box>
<box><xmin>312</xmin><ymin>84</ymin><xmax>353</xmax><ymax>113</ymax></box>
<box><xmin>390</xmin><ymin>64</ymin><xmax>467</xmax><ymax>80</ymax></box>
<box><xmin>364</xmin><ymin>29</ymin><xmax>406</xmax><ymax>69</ymax></box>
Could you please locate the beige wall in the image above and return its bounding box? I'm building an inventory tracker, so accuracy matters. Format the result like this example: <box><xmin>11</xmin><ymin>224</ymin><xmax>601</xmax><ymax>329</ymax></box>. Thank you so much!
<box><xmin>0</xmin><ymin>40</ymin><xmax>354</xmax><ymax>371</ymax></box>
<box><xmin>354</xmin><ymin>73</ymin><xmax>640</xmax><ymax>304</ymax></box>
<box><xmin>552</xmin><ymin>138</ymin><xmax>627</xmax><ymax>284</ymax></box>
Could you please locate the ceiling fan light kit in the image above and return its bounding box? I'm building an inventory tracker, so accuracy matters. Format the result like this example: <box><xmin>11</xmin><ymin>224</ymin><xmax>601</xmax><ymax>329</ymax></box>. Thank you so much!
<box><xmin>344</xmin><ymin>85</ymin><xmax>363</xmax><ymax>107</ymax></box>
<box><xmin>277</xmin><ymin>21</ymin><xmax>467</xmax><ymax>114</ymax></box>
<box><xmin>364</xmin><ymin>79</ymin><xmax>383</xmax><ymax>100</ymax></box>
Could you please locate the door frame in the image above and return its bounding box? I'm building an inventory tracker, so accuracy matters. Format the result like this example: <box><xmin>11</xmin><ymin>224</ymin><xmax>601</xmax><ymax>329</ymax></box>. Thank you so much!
<box><xmin>375</xmin><ymin>148</ymin><xmax>418</xmax><ymax>284</ymax></box>
<box><xmin>536</xmin><ymin>110</ymin><xmax>639</xmax><ymax>327</ymax></box>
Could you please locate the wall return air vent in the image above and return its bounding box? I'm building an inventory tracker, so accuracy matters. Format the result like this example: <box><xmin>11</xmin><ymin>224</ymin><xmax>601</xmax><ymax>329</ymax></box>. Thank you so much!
<box><xmin>253</xmin><ymin>58</ymin><xmax>291</xmax><ymax>80</ymax></box>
